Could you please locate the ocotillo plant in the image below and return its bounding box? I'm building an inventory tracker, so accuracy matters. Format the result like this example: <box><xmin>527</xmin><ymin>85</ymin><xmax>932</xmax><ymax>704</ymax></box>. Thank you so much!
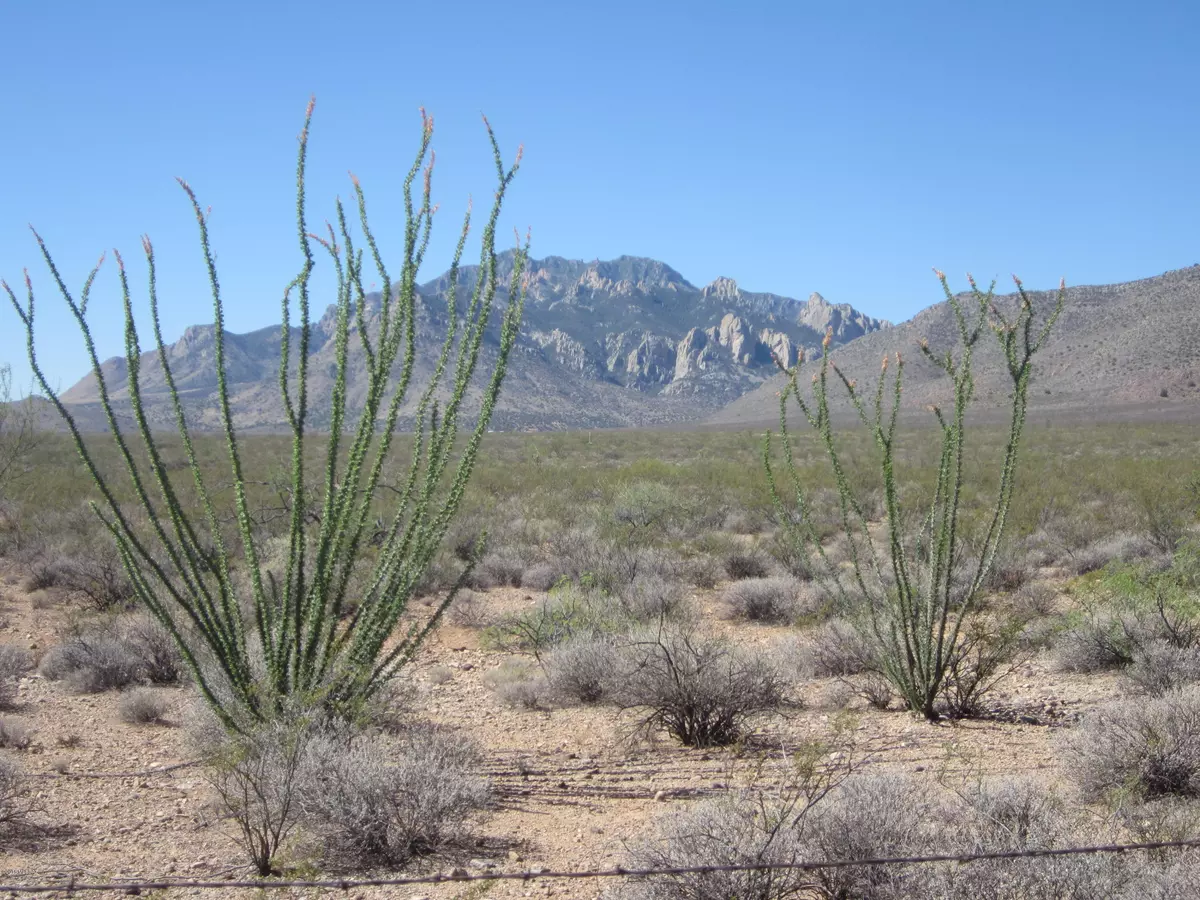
<box><xmin>4</xmin><ymin>99</ymin><xmax>529</xmax><ymax>731</ymax></box>
<box><xmin>764</xmin><ymin>272</ymin><xmax>1063</xmax><ymax>721</ymax></box>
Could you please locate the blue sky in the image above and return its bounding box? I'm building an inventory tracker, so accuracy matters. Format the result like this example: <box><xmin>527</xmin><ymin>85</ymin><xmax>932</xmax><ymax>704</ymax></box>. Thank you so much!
<box><xmin>2</xmin><ymin>0</ymin><xmax>1197</xmax><ymax>393</ymax></box>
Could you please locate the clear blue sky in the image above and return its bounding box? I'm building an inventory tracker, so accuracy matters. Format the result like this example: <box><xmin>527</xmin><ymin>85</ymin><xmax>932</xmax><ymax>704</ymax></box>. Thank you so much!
<box><xmin>2</xmin><ymin>0</ymin><xmax>1197</xmax><ymax>394</ymax></box>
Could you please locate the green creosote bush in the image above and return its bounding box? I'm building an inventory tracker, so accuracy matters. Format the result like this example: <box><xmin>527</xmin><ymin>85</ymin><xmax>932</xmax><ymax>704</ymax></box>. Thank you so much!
<box><xmin>5</xmin><ymin>99</ymin><xmax>529</xmax><ymax>732</ymax></box>
<box><xmin>765</xmin><ymin>271</ymin><xmax>1063</xmax><ymax>721</ymax></box>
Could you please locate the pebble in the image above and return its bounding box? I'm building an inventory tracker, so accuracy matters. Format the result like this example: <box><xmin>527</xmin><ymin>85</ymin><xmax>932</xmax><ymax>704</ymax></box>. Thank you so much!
<box><xmin>653</xmin><ymin>790</ymin><xmax>667</xmax><ymax>801</ymax></box>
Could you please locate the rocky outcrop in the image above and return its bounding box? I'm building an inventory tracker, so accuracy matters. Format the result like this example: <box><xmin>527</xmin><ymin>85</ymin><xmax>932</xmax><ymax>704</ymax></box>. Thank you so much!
<box><xmin>716</xmin><ymin>314</ymin><xmax>755</xmax><ymax>364</ymax></box>
<box><xmin>625</xmin><ymin>334</ymin><xmax>676</xmax><ymax>387</ymax></box>
<box><xmin>759</xmin><ymin>329</ymin><xmax>798</xmax><ymax>369</ymax></box>
<box><xmin>529</xmin><ymin>329</ymin><xmax>601</xmax><ymax>375</ymax></box>
<box><xmin>799</xmin><ymin>292</ymin><xmax>891</xmax><ymax>341</ymax></box>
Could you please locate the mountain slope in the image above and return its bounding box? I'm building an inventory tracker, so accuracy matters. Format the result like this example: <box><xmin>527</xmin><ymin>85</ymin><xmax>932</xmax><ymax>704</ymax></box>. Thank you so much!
<box><xmin>712</xmin><ymin>265</ymin><xmax>1200</xmax><ymax>426</ymax></box>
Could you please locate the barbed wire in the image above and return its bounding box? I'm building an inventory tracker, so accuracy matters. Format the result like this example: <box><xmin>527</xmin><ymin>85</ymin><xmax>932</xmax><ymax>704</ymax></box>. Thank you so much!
<box><xmin>2</xmin><ymin>836</ymin><xmax>1199</xmax><ymax>894</ymax></box>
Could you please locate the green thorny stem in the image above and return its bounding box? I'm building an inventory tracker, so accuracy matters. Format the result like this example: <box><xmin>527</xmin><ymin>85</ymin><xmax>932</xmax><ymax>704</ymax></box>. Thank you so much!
<box><xmin>4</xmin><ymin>100</ymin><xmax>529</xmax><ymax>732</ymax></box>
<box><xmin>764</xmin><ymin>271</ymin><xmax>1063</xmax><ymax>720</ymax></box>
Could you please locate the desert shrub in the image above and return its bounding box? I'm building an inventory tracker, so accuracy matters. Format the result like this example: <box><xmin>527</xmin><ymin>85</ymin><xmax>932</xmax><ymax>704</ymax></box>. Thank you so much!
<box><xmin>7</xmin><ymin>103</ymin><xmax>528</xmax><ymax>730</ymax></box>
<box><xmin>544</xmin><ymin>634</ymin><xmax>617</xmax><ymax>704</ymax></box>
<box><xmin>724</xmin><ymin>552</ymin><xmax>771</xmax><ymax>581</ymax></box>
<box><xmin>613</xmin><ymin>480</ymin><xmax>681</xmax><ymax>535</ymax></box>
<box><xmin>206</xmin><ymin>717</ymin><xmax>313</xmax><ymax>875</ymax></box>
<box><xmin>22</xmin><ymin>559</ymin><xmax>65</xmax><ymax>593</ymax></box>
<box><xmin>0</xmin><ymin>645</ymin><xmax>31</xmax><ymax>709</ymax></box>
<box><xmin>542</xmin><ymin>528</ymin><xmax>683</xmax><ymax>594</ymax></box>
<box><xmin>763</xmin><ymin>530</ymin><xmax>812</xmax><ymax>579</ymax></box>
<box><xmin>918</xmin><ymin>779</ymin><xmax>1131</xmax><ymax>900</ymax></box>
<box><xmin>0</xmin><ymin>758</ymin><xmax>35</xmax><ymax>835</ymax></box>
<box><xmin>485</xmin><ymin>582</ymin><xmax>629</xmax><ymax>655</ymax></box>
<box><xmin>520</xmin><ymin>562</ymin><xmax>562</xmax><ymax>592</ymax></box>
<box><xmin>445</xmin><ymin>590</ymin><xmax>491</xmax><ymax>628</ymax></box>
<box><xmin>860</xmin><ymin>673</ymin><xmax>893</xmax><ymax>710</ymax></box>
<box><xmin>483</xmin><ymin>658</ymin><xmax>547</xmax><ymax>710</ymax></box>
<box><xmin>617</xmin><ymin>575</ymin><xmax>692</xmax><ymax>623</ymax></box>
<box><xmin>983</xmin><ymin>542</ymin><xmax>1035</xmax><ymax>594</ymax></box>
<box><xmin>1054</xmin><ymin>612</ymin><xmax>1141</xmax><ymax>673</ymax></box>
<box><xmin>722</xmin><ymin>508</ymin><xmax>769</xmax><ymax>536</ymax></box>
<box><xmin>620</xmin><ymin>737</ymin><xmax>855</xmax><ymax>900</ymax></box>
<box><xmin>39</xmin><ymin>631</ymin><xmax>141</xmax><ymax>693</ymax></box>
<box><xmin>0</xmin><ymin>719</ymin><xmax>32</xmax><ymax>750</ymax></box>
<box><xmin>721</xmin><ymin>577</ymin><xmax>801</xmax><ymax>624</ymax></box>
<box><xmin>122</xmin><ymin>614</ymin><xmax>185</xmax><ymax>685</ymax></box>
<box><xmin>938</xmin><ymin>616</ymin><xmax>1028</xmax><ymax>719</ymax></box>
<box><xmin>39</xmin><ymin>616</ymin><xmax>182</xmax><ymax>693</ymax></box>
<box><xmin>681</xmin><ymin>554</ymin><xmax>722</xmax><ymax>589</ymax></box>
<box><xmin>1009</xmin><ymin>581</ymin><xmax>1058</xmax><ymax>619</ymax></box>
<box><xmin>797</xmin><ymin>619</ymin><xmax>877</xmax><ymax>677</ymax></box>
<box><xmin>54</xmin><ymin>546</ymin><xmax>135</xmax><ymax>611</ymax></box>
<box><xmin>298</xmin><ymin>727</ymin><xmax>489</xmax><ymax>867</ymax></box>
<box><xmin>1066</xmin><ymin>687</ymin><xmax>1200</xmax><ymax>801</ymax></box>
<box><xmin>468</xmin><ymin>550</ymin><xmax>526</xmax><ymax>590</ymax></box>
<box><xmin>1126</xmin><ymin>642</ymin><xmax>1200</xmax><ymax>695</ymax></box>
<box><xmin>620</xmin><ymin>793</ymin><xmax>808</xmax><ymax>900</ymax></box>
<box><xmin>1135</xmin><ymin>484</ymin><xmax>1196</xmax><ymax>555</ymax></box>
<box><xmin>612</xmin><ymin>627</ymin><xmax>789</xmax><ymax>747</ymax></box>
<box><xmin>118</xmin><ymin>688</ymin><xmax>171</xmax><ymax>725</ymax></box>
<box><xmin>802</xmin><ymin>774</ymin><xmax>941</xmax><ymax>899</ymax></box>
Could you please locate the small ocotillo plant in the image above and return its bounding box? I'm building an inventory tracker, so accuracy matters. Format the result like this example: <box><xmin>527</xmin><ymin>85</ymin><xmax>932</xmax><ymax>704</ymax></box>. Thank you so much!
<box><xmin>765</xmin><ymin>271</ymin><xmax>1063</xmax><ymax>720</ymax></box>
<box><xmin>4</xmin><ymin>99</ymin><xmax>528</xmax><ymax>731</ymax></box>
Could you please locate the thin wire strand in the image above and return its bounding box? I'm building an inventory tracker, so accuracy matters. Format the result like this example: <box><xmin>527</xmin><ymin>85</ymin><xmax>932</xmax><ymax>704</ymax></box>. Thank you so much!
<box><xmin>3</xmin><ymin>836</ymin><xmax>1199</xmax><ymax>893</ymax></box>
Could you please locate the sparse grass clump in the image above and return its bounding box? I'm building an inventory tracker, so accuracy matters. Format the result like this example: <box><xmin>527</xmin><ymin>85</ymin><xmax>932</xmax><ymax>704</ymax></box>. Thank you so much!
<box><xmin>483</xmin><ymin>658</ymin><xmax>548</xmax><ymax>710</ymax></box>
<box><xmin>118</xmin><ymin>688</ymin><xmax>171</xmax><ymax>725</ymax></box>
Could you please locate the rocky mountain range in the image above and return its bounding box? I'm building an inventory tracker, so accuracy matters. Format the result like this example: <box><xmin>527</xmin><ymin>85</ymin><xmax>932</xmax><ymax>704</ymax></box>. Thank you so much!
<box><xmin>58</xmin><ymin>253</ymin><xmax>889</xmax><ymax>431</ymax></box>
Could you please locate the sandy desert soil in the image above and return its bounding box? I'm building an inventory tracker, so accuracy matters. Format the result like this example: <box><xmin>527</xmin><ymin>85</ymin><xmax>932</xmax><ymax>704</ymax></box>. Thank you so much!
<box><xmin>0</xmin><ymin>569</ymin><xmax>1127</xmax><ymax>900</ymax></box>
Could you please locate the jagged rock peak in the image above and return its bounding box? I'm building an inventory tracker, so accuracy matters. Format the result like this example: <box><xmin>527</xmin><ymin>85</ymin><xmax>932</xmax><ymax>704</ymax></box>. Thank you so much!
<box><xmin>702</xmin><ymin>277</ymin><xmax>741</xmax><ymax>300</ymax></box>
<box><xmin>717</xmin><ymin>313</ymin><xmax>754</xmax><ymax>364</ymax></box>
<box><xmin>800</xmin><ymin>291</ymin><xmax>890</xmax><ymax>342</ymax></box>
